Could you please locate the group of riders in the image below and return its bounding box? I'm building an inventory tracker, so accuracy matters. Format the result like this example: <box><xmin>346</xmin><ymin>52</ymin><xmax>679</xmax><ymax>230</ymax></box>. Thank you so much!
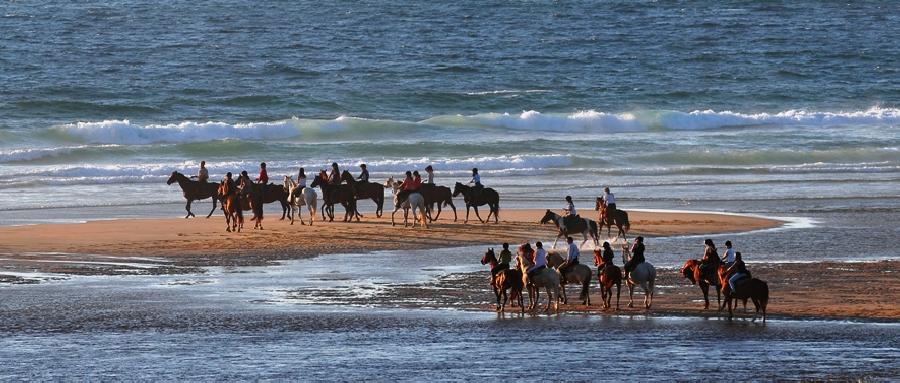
<box><xmin>191</xmin><ymin>160</ymin><xmax>486</xmax><ymax>208</ymax></box>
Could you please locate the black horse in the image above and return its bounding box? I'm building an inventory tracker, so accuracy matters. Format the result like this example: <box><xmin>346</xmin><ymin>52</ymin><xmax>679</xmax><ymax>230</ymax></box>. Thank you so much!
<box><xmin>311</xmin><ymin>170</ymin><xmax>358</xmax><ymax>222</ymax></box>
<box><xmin>340</xmin><ymin>170</ymin><xmax>385</xmax><ymax>218</ymax></box>
<box><xmin>452</xmin><ymin>183</ymin><xmax>500</xmax><ymax>224</ymax></box>
<box><xmin>166</xmin><ymin>171</ymin><xmax>218</xmax><ymax>218</ymax></box>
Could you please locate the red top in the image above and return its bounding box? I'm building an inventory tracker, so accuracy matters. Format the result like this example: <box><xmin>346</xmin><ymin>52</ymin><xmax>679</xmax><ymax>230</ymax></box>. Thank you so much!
<box><xmin>256</xmin><ymin>169</ymin><xmax>268</xmax><ymax>184</ymax></box>
<box><xmin>401</xmin><ymin>177</ymin><xmax>420</xmax><ymax>191</ymax></box>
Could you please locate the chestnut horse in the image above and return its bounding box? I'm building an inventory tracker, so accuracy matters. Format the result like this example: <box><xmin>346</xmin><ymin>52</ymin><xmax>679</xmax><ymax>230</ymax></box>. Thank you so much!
<box><xmin>340</xmin><ymin>170</ymin><xmax>385</xmax><ymax>218</ymax></box>
<box><xmin>595</xmin><ymin>198</ymin><xmax>629</xmax><ymax>240</ymax></box>
<box><xmin>452</xmin><ymin>182</ymin><xmax>500</xmax><ymax>224</ymax></box>
<box><xmin>216</xmin><ymin>180</ymin><xmax>243</xmax><ymax>232</ymax></box>
<box><xmin>593</xmin><ymin>249</ymin><xmax>622</xmax><ymax>310</ymax></box>
<box><xmin>310</xmin><ymin>170</ymin><xmax>358</xmax><ymax>222</ymax></box>
<box><xmin>545</xmin><ymin>252</ymin><xmax>592</xmax><ymax>306</ymax></box>
<box><xmin>680</xmin><ymin>259</ymin><xmax>721</xmax><ymax>310</ymax></box>
<box><xmin>481</xmin><ymin>248</ymin><xmax>524</xmax><ymax>312</ymax></box>
<box><xmin>167</xmin><ymin>171</ymin><xmax>219</xmax><ymax>218</ymax></box>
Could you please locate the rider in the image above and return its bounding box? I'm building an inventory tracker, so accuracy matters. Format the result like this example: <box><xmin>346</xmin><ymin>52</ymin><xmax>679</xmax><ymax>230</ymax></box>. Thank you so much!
<box><xmin>255</xmin><ymin>162</ymin><xmax>269</xmax><ymax>185</ymax></box>
<box><xmin>490</xmin><ymin>243</ymin><xmax>512</xmax><ymax>279</ymax></box>
<box><xmin>223</xmin><ymin>172</ymin><xmax>236</xmax><ymax>194</ymax></box>
<box><xmin>602</xmin><ymin>187</ymin><xmax>616</xmax><ymax>213</ymax></box>
<box><xmin>469</xmin><ymin>168</ymin><xmax>483</xmax><ymax>200</ymax></box>
<box><xmin>725</xmin><ymin>252</ymin><xmax>749</xmax><ymax>295</ymax></box>
<box><xmin>623</xmin><ymin>236</ymin><xmax>645</xmax><ymax>279</ymax></box>
<box><xmin>721</xmin><ymin>240</ymin><xmax>736</xmax><ymax>268</ymax></box>
<box><xmin>329</xmin><ymin>162</ymin><xmax>341</xmax><ymax>185</ymax></box>
<box><xmin>357</xmin><ymin>164</ymin><xmax>369</xmax><ymax>183</ymax></box>
<box><xmin>525</xmin><ymin>242</ymin><xmax>546</xmax><ymax>280</ymax></box>
<box><xmin>396</xmin><ymin>171</ymin><xmax>419</xmax><ymax>208</ymax></box>
<box><xmin>562</xmin><ymin>195</ymin><xmax>579</xmax><ymax>230</ymax></box>
<box><xmin>557</xmin><ymin>236</ymin><xmax>580</xmax><ymax>281</ymax></box>
<box><xmin>297</xmin><ymin>167</ymin><xmax>307</xmax><ymax>189</ymax></box>
<box><xmin>600</xmin><ymin>241</ymin><xmax>615</xmax><ymax>268</ymax></box>
<box><xmin>193</xmin><ymin>160</ymin><xmax>210</xmax><ymax>194</ymax></box>
<box><xmin>698</xmin><ymin>238</ymin><xmax>720</xmax><ymax>278</ymax></box>
<box><xmin>424</xmin><ymin>165</ymin><xmax>434</xmax><ymax>184</ymax></box>
<box><xmin>237</xmin><ymin>170</ymin><xmax>252</xmax><ymax>196</ymax></box>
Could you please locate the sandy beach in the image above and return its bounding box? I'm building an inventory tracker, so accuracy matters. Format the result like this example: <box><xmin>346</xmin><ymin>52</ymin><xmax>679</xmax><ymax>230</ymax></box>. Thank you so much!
<box><xmin>1</xmin><ymin>209</ymin><xmax>897</xmax><ymax>321</ymax></box>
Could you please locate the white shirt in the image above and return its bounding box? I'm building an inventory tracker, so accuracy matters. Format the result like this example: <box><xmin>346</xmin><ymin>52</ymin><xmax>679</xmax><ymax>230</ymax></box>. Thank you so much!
<box><xmin>604</xmin><ymin>192</ymin><xmax>616</xmax><ymax>205</ymax></box>
<box><xmin>564</xmin><ymin>202</ymin><xmax>577</xmax><ymax>216</ymax></box>
<box><xmin>567</xmin><ymin>243</ymin><xmax>580</xmax><ymax>262</ymax></box>
<box><xmin>426</xmin><ymin>172</ymin><xmax>434</xmax><ymax>183</ymax></box>
<box><xmin>722</xmin><ymin>248</ymin><xmax>735</xmax><ymax>263</ymax></box>
<box><xmin>298</xmin><ymin>176</ymin><xmax>307</xmax><ymax>188</ymax></box>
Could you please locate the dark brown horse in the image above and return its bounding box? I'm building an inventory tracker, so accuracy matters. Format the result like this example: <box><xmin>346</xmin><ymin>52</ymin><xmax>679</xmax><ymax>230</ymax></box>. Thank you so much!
<box><xmin>721</xmin><ymin>276</ymin><xmax>769</xmax><ymax>322</ymax></box>
<box><xmin>340</xmin><ymin>170</ymin><xmax>385</xmax><ymax>218</ymax></box>
<box><xmin>452</xmin><ymin>182</ymin><xmax>499</xmax><ymax>224</ymax></box>
<box><xmin>680</xmin><ymin>259</ymin><xmax>721</xmax><ymax>310</ymax></box>
<box><xmin>418</xmin><ymin>184</ymin><xmax>457</xmax><ymax>222</ymax></box>
<box><xmin>595</xmin><ymin>198</ymin><xmax>630</xmax><ymax>240</ymax></box>
<box><xmin>217</xmin><ymin>180</ymin><xmax>243</xmax><ymax>232</ymax></box>
<box><xmin>539</xmin><ymin>209</ymin><xmax>600</xmax><ymax>248</ymax></box>
<box><xmin>311</xmin><ymin>170</ymin><xmax>358</xmax><ymax>222</ymax></box>
<box><xmin>167</xmin><ymin>171</ymin><xmax>218</xmax><ymax>218</ymax></box>
<box><xmin>481</xmin><ymin>248</ymin><xmax>524</xmax><ymax>312</ymax></box>
<box><xmin>593</xmin><ymin>249</ymin><xmax>622</xmax><ymax>310</ymax></box>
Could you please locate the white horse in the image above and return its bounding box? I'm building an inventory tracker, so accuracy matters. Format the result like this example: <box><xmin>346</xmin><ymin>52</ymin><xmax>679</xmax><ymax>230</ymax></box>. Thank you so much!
<box><xmin>283</xmin><ymin>175</ymin><xmax>318</xmax><ymax>226</ymax></box>
<box><xmin>384</xmin><ymin>177</ymin><xmax>428</xmax><ymax>228</ymax></box>
<box><xmin>622</xmin><ymin>242</ymin><xmax>656</xmax><ymax>309</ymax></box>
<box><xmin>515</xmin><ymin>253</ymin><xmax>560</xmax><ymax>313</ymax></box>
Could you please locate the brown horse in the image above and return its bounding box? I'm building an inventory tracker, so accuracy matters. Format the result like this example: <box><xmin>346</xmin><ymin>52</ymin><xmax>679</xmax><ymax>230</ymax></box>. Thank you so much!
<box><xmin>340</xmin><ymin>170</ymin><xmax>385</xmax><ymax>218</ymax></box>
<box><xmin>217</xmin><ymin>181</ymin><xmax>243</xmax><ymax>232</ymax></box>
<box><xmin>167</xmin><ymin>171</ymin><xmax>219</xmax><ymax>218</ymax></box>
<box><xmin>595</xmin><ymin>198</ymin><xmax>629</xmax><ymax>240</ymax></box>
<box><xmin>452</xmin><ymin>182</ymin><xmax>500</xmax><ymax>224</ymax></box>
<box><xmin>593</xmin><ymin>249</ymin><xmax>622</xmax><ymax>310</ymax></box>
<box><xmin>310</xmin><ymin>170</ymin><xmax>358</xmax><ymax>222</ymax></box>
<box><xmin>680</xmin><ymin>259</ymin><xmax>721</xmax><ymax>310</ymax></box>
<box><xmin>718</xmin><ymin>266</ymin><xmax>767</xmax><ymax>322</ymax></box>
<box><xmin>418</xmin><ymin>184</ymin><xmax>457</xmax><ymax>222</ymax></box>
<box><xmin>481</xmin><ymin>248</ymin><xmax>524</xmax><ymax>312</ymax></box>
<box><xmin>546</xmin><ymin>252</ymin><xmax>592</xmax><ymax>306</ymax></box>
<box><xmin>539</xmin><ymin>209</ymin><xmax>600</xmax><ymax>248</ymax></box>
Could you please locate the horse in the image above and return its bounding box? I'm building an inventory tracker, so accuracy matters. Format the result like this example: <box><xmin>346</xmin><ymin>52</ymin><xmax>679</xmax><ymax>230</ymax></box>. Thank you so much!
<box><xmin>166</xmin><ymin>171</ymin><xmax>219</xmax><ymax>218</ymax></box>
<box><xmin>621</xmin><ymin>243</ymin><xmax>655</xmax><ymax>309</ymax></box>
<box><xmin>515</xmin><ymin>253</ymin><xmax>560</xmax><ymax>313</ymax></box>
<box><xmin>539</xmin><ymin>210</ymin><xmax>600</xmax><ymax>249</ymax></box>
<box><xmin>680</xmin><ymin>259</ymin><xmax>722</xmax><ymax>310</ymax></box>
<box><xmin>717</xmin><ymin>264</ymin><xmax>757</xmax><ymax>317</ymax></box>
<box><xmin>595</xmin><ymin>198</ymin><xmax>630</xmax><ymax>240</ymax></box>
<box><xmin>384</xmin><ymin>177</ymin><xmax>428</xmax><ymax>228</ymax></box>
<box><xmin>545</xmin><ymin>252</ymin><xmax>592</xmax><ymax>306</ymax></box>
<box><xmin>310</xmin><ymin>170</ymin><xmax>358</xmax><ymax>222</ymax></box>
<box><xmin>282</xmin><ymin>175</ymin><xmax>318</xmax><ymax>226</ymax></box>
<box><xmin>452</xmin><ymin>183</ymin><xmax>500</xmax><ymax>224</ymax></box>
<box><xmin>481</xmin><ymin>248</ymin><xmax>524</xmax><ymax>312</ymax></box>
<box><xmin>720</xmin><ymin>273</ymin><xmax>769</xmax><ymax>322</ymax></box>
<box><xmin>593</xmin><ymin>249</ymin><xmax>622</xmax><ymax>310</ymax></box>
<box><xmin>340</xmin><ymin>170</ymin><xmax>385</xmax><ymax>218</ymax></box>
<box><xmin>216</xmin><ymin>180</ymin><xmax>243</xmax><ymax>232</ymax></box>
<box><xmin>417</xmin><ymin>184</ymin><xmax>457</xmax><ymax>222</ymax></box>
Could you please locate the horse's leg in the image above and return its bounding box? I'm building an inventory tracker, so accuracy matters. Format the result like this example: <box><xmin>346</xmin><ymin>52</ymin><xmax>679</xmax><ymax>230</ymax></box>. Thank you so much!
<box><xmin>580</xmin><ymin>231</ymin><xmax>589</xmax><ymax>248</ymax></box>
<box><xmin>560</xmin><ymin>279</ymin><xmax>567</xmax><ymax>305</ymax></box>
<box><xmin>207</xmin><ymin>198</ymin><xmax>217</xmax><ymax>218</ymax></box>
<box><xmin>544</xmin><ymin>286</ymin><xmax>553</xmax><ymax>313</ymax></box>
<box><xmin>700</xmin><ymin>281</ymin><xmax>710</xmax><ymax>309</ymax></box>
<box><xmin>715</xmin><ymin>282</ymin><xmax>721</xmax><ymax>310</ymax></box>
<box><xmin>615</xmin><ymin>282</ymin><xmax>621</xmax><ymax>311</ymax></box>
<box><xmin>185</xmin><ymin>200</ymin><xmax>194</xmax><ymax>218</ymax></box>
<box><xmin>628</xmin><ymin>282</ymin><xmax>635</xmax><ymax>308</ymax></box>
<box><xmin>449</xmin><ymin>201</ymin><xmax>458</xmax><ymax>222</ymax></box>
<box><xmin>472</xmin><ymin>205</ymin><xmax>484</xmax><ymax>224</ymax></box>
<box><xmin>464</xmin><ymin>204</ymin><xmax>471</xmax><ymax>224</ymax></box>
<box><xmin>582</xmin><ymin>277</ymin><xmax>590</xmax><ymax>306</ymax></box>
<box><xmin>432</xmin><ymin>203</ymin><xmax>442</xmax><ymax>221</ymax></box>
<box><xmin>391</xmin><ymin>207</ymin><xmax>398</xmax><ymax>226</ymax></box>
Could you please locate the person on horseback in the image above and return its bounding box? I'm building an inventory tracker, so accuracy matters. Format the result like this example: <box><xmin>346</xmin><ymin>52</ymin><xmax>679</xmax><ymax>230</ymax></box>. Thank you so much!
<box><xmin>557</xmin><ymin>236</ymin><xmax>580</xmax><ymax>280</ymax></box>
<box><xmin>396</xmin><ymin>171</ymin><xmax>420</xmax><ymax>208</ymax></box>
<box><xmin>602</xmin><ymin>187</ymin><xmax>616</xmax><ymax>212</ymax></box>
<box><xmin>192</xmin><ymin>160</ymin><xmax>210</xmax><ymax>194</ymax></box>
<box><xmin>237</xmin><ymin>170</ymin><xmax>252</xmax><ymax>196</ymax></box>
<box><xmin>469</xmin><ymin>168</ymin><xmax>483</xmax><ymax>200</ymax></box>
<box><xmin>223</xmin><ymin>171</ymin><xmax>235</xmax><ymax>194</ymax></box>
<box><xmin>562</xmin><ymin>195</ymin><xmax>580</xmax><ymax>231</ymax></box>
<box><xmin>256</xmin><ymin>162</ymin><xmax>269</xmax><ymax>185</ymax></box>
<box><xmin>525</xmin><ymin>242</ymin><xmax>546</xmax><ymax>279</ymax></box>
<box><xmin>357</xmin><ymin>164</ymin><xmax>369</xmax><ymax>182</ymax></box>
<box><xmin>489</xmin><ymin>242</ymin><xmax>512</xmax><ymax>280</ymax></box>
<box><xmin>624</xmin><ymin>236</ymin><xmax>645</xmax><ymax>279</ymax></box>
<box><xmin>699</xmin><ymin>238</ymin><xmax>720</xmax><ymax>278</ymax></box>
<box><xmin>297</xmin><ymin>167</ymin><xmax>307</xmax><ymax>189</ymax></box>
<box><xmin>424</xmin><ymin>165</ymin><xmax>434</xmax><ymax>184</ymax></box>
<box><xmin>721</xmin><ymin>240</ymin><xmax>736</xmax><ymax>268</ymax></box>
<box><xmin>725</xmin><ymin>252</ymin><xmax>749</xmax><ymax>294</ymax></box>
<box><xmin>329</xmin><ymin>162</ymin><xmax>341</xmax><ymax>185</ymax></box>
<box><xmin>600</xmin><ymin>241</ymin><xmax>615</xmax><ymax>268</ymax></box>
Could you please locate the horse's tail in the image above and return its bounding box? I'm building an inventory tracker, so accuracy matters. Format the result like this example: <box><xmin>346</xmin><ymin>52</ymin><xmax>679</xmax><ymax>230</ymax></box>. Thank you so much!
<box><xmin>756</xmin><ymin>279</ymin><xmax>769</xmax><ymax>316</ymax></box>
<box><xmin>591</xmin><ymin>220</ymin><xmax>600</xmax><ymax>240</ymax></box>
<box><xmin>580</xmin><ymin>274</ymin><xmax>590</xmax><ymax>301</ymax></box>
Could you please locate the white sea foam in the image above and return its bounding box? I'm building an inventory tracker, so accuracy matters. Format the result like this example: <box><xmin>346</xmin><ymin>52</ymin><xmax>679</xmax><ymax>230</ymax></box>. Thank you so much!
<box><xmin>55</xmin><ymin>119</ymin><xmax>304</xmax><ymax>144</ymax></box>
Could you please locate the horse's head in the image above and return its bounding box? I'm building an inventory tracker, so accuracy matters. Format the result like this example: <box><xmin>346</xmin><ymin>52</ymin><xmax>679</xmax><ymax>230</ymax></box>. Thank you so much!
<box><xmin>452</xmin><ymin>182</ymin><xmax>465</xmax><ymax>197</ymax></box>
<box><xmin>680</xmin><ymin>259</ymin><xmax>696</xmax><ymax>280</ymax></box>
<box><xmin>595</xmin><ymin>197</ymin><xmax>603</xmax><ymax>210</ymax></box>
<box><xmin>341</xmin><ymin>170</ymin><xmax>354</xmax><ymax>183</ymax></box>
<box><xmin>166</xmin><ymin>171</ymin><xmax>180</xmax><ymax>185</ymax></box>
<box><xmin>539</xmin><ymin>209</ymin><xmax>555</xmax><ymax>224</ymax></box>
<box><xmin>480</xmin><ymin>248</ymin><xmax>496</xmax><ymax>265</ymax></box>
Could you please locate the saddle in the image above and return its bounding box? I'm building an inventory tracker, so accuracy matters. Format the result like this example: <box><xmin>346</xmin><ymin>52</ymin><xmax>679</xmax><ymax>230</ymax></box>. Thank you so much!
<box><xmin>562</xmin><ymin>215</ymin><xmax>581</xmax><ymax>230</ymax></box>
